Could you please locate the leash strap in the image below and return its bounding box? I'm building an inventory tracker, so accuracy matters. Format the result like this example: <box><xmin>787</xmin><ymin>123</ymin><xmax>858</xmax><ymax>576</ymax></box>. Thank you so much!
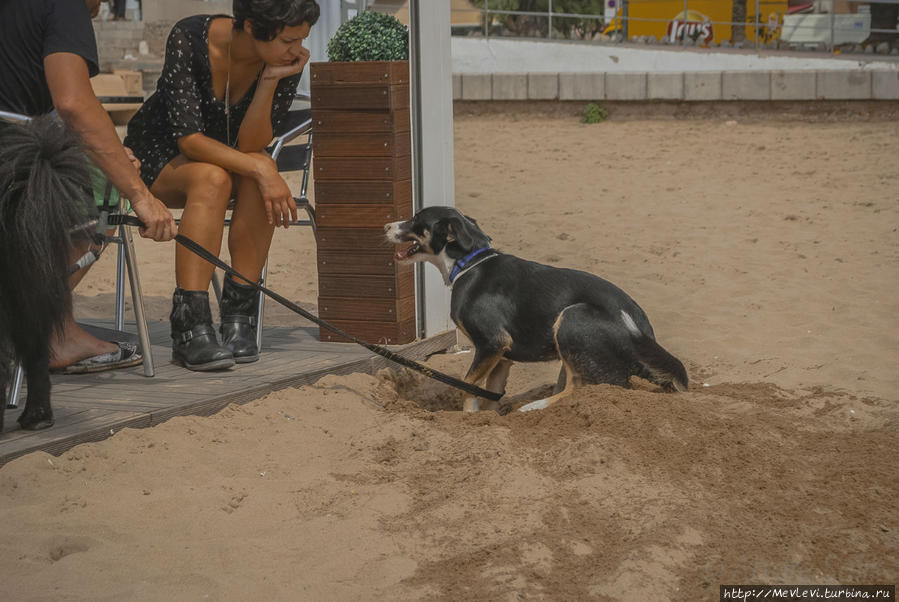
<box><xmin>107</xmin><ymin>215</ymin><xmax>502</xmax><ymax>402</ymax></box>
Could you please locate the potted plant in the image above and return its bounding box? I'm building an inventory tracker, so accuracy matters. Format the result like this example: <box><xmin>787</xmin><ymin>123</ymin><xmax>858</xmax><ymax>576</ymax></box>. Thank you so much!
<box><xmin>310</xmin><ymin>11</ymin><xmax>414</xmax><ymax>345</ymax></box>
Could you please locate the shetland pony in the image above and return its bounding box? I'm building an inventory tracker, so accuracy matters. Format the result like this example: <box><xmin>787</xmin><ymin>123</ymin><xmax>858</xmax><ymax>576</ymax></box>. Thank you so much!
<box><xmin>0</xmin><ymin>116</ymin><xmax>95</xmax><ymax>432</ymax></box>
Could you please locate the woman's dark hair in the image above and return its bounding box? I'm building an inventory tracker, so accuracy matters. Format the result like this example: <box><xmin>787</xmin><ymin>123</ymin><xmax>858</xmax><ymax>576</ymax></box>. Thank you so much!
<box><xmin>233</xmin><ymin>0</ymin><xmax>320</xmax><ymax>41</ymax></box>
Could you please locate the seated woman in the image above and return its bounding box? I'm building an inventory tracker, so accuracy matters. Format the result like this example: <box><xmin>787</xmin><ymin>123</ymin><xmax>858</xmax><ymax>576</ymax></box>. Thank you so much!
<box><xmin>125</xmin><ymin>0</ymin><xmax>319</xmax><ymax>371</ymax></box>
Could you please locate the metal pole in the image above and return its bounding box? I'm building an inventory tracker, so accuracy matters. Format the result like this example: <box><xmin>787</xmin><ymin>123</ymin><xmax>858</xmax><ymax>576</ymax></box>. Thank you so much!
<box><xmin>115</xmin><ymin>234</ymin><xmax>126</xmax><ymax>331</ymax></box>
<box><xmin>756</xmin><ymin>0</ymin><xmax>760</xmax><ymax>51</ymax></box>
<box><xmin>622</xmin><ymin>0</ymin><xmax>628</xmax><ymax>40</ymax></box>
<box><xmin>484</xmin><ymin>0</ymin><xmax>489</xmax><ymax>39</ymax></box>
<box><xmin>120</xmin><ymin>222</ymin><xmax>155</xmax><ymax>377</ymax></box>
<box><xmin>409</xmin><ymin>0</ymin><xmax>426</xmax><ymax>337</ymax></box>
<box><xmin>548</xmin><ymin>0</ymin><xmax>553</xmax><ymax>39</ymax></box>
<box><xmin>829</xmin><ymin>0</ymin><xmax>836</xmax><ymax>53</ymax></box>
<box><xmin>683</xmin><ymin>0</ymin><xmax>688</xmax><ymax>45</ymax></box>
<box><xmin>7</xmin><ymin>364</ymin><xmax>24</xmax><ymax>409</ymax></box>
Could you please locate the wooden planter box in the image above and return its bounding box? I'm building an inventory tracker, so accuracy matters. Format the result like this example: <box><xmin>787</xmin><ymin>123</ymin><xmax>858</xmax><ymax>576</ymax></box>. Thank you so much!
<box><xmin>310</xmin><ymin>60</ymin><xmax>414</xmax><ymax>345</ymax></box>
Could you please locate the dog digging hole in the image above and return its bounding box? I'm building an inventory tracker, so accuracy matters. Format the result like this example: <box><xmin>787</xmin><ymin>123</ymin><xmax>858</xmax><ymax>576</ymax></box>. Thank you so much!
<box><xmin>376</xmin><ymin>367</ymin><xmax>463</xmax><ymax>412</ymax></box>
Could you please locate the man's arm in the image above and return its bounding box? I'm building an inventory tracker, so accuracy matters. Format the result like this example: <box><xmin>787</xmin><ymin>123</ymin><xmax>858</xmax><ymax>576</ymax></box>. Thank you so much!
<box><xmin>44</xmin><ymin>52</ymin><xmax>175</xmax><ymax>242</ymax></box>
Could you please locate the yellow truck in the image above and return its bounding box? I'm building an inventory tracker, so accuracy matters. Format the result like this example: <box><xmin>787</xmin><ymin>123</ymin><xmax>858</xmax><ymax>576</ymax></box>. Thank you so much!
<box><xmin>604</xmin><ymin>0</ymin><xmax>790</xmax><ymax>44</ymax></box>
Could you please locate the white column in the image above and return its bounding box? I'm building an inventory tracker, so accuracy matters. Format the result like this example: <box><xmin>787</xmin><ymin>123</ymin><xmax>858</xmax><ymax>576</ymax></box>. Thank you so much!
<box><xmin>300</xmin><ymin>1</ymin><xmax>342</xmax><ymax>93</ymax></box>
<box><xmin>409</xmin><ymin>1</ymin><xmax>455</xmax><ymax>338</ymax></box>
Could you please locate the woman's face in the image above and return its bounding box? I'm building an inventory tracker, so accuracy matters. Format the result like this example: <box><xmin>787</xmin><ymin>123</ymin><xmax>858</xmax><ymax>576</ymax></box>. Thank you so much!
<box><xmin>251</xmin><ymin>22</ymin><xmax>312</xmax><ymax>67</ymax></box>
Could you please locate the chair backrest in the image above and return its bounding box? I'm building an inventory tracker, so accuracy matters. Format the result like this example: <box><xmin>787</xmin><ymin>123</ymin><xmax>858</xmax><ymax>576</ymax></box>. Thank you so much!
<box><xmin>269</xmin><ymin>106</ymin><xmax>313</xmax><ymax>195</ymax></box>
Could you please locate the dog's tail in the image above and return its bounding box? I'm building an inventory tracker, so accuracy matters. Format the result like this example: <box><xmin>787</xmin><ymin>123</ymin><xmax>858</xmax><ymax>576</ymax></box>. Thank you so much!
<box><xmin>0</xmin><ymin>116</ymin><xmax>94</xmax><ymax>344</ymax></box>
<box><xmin>620</xmin><ymin>310</ymin><xmax>689</xmax><ymax>392</ymax></box>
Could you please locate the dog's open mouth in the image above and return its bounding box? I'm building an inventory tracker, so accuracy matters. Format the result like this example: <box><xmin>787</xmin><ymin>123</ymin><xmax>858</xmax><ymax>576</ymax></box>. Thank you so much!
<box><xmin>394</xmin><ymin>241</ymin><xmax>421</xmax><ymax>261</ymax></box>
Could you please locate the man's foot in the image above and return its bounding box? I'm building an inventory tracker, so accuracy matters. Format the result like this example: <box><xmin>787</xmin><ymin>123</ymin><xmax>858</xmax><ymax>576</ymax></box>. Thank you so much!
<box><xmin>49</xmin><ymin>318</ymin><xmax>121</xmax><ymax>371</ymax></box>
<box><xmin>55</xmin><ymin>342</ymin><xmax>142</xmax><ymax>374</ymax></box>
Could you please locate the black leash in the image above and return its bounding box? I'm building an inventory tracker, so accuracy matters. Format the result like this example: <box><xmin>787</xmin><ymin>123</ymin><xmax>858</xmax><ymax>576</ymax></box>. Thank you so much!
<box><xmin>105</xmin><ymin>214</ymin><xmax>502</xmax><ymax>402</ymax></box>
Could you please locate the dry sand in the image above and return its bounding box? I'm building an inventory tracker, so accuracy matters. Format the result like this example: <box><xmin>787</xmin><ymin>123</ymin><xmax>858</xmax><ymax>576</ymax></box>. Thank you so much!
<box><xmin>1</xmin><ymin>109</ymin><xmax>897</xmax><ymax>600</ymax></box>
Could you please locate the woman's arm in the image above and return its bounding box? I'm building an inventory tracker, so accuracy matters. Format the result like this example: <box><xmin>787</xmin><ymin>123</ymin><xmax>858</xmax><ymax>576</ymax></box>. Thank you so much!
<box><xmin>236</xmin><ymin>46</ymin><xmax>310</xmax><ymax>152</ymax></box>
<box><xmin>177</xmin><ymin>133</ymin><xmax>296</xmax><ymax>227</ymax></box>
<box><xmin>178</xmin><ymin>132</ymin><xmax>265</xmax><ymax>177</ymax></box>
<box><xmin>236</xmin><ymin>77</ymin><xmax>278</xmax><ymax>152</ymax></box>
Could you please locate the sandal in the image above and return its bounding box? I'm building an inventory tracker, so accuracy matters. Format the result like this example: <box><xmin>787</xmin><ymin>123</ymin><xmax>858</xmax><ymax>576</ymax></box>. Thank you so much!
<box><xmin>55</xmin><ymin>341</ymin><xmax>143</xmax><ymax>374</ymax></box>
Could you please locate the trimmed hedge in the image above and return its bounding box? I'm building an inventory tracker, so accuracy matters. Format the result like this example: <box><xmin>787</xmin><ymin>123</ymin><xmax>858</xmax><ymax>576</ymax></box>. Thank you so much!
<box><xmin>327</xmin><ymin>10</ymin><xmax>409</xmax><ymax>62</ymax></box>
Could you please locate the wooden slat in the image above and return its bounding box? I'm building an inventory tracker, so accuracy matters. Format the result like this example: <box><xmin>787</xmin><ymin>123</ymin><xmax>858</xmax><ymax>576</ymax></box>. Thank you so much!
<box><xmin>311</xmin><ymin>84</ymin><xmax>409</xmax><ymax>111</ymax></box>
<box><xmin>313</xmin><ymin>131</ymin><xmax>411</xmax><ymax>158</ymax></box>
<box><xmin>311</xmin><ymin>108</ymin><xmax>410</xmax><ymax>133</ymax></box>
<box><xmin>315</xmin><ymin>227</ymin><xmax>395</xmax><ymax>250</ymax></box>
<box><xmin>317</xmin><ymin>251</ymin><xmax>410</xmax><ymax>276</ymax></box>
<box><xmin>316</xmin><ymin>204</ymin><xmax>412</xmax><ymax>228</ymax></box>
<box><xmin>315</xmin><ymin>180</ymin><xmax>411</xmax><ymax>205</ymax></box>
<box><xmin>313</xmin><ymin>156</ymin><xmax>412</xmax><ymax>181</ymax></box>
<box><xmin>319</xmin><ymin>317</ymin><xmax>416</xmax><ymax>345</ymax></box>
<box><xmin>318</xmin><ymin>271</ymin><xmax>414</xmax><ymax>299</ymax></box>
<box><xmin>310</xmin><ymin>61</ymin><xmax>409</xmax><ymax>85</ymax></box>
<box><xmin>318</xmin><ymin>296</ymin><xmax>415</xmax><ymax>322</ymax></box>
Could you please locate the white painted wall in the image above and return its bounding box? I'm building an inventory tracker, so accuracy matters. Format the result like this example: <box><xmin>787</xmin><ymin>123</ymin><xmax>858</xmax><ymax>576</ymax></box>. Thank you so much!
<box><xmin>452</xmin><ymin>37</ymin><xmax>899</xmax><ymax>74</ymax></box>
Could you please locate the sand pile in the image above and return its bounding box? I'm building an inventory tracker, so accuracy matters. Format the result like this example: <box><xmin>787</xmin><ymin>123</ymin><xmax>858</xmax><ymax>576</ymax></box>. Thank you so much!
<box><xmin>2</xmin><ymin>112</ymin><xmax>897</xmax><ymax>599</ymax></box>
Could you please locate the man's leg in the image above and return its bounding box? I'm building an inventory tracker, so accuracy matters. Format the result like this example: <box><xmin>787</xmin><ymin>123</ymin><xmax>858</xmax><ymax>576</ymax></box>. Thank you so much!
<box><xmin>48</xmin><ymin>236</ymin><xmax>120</xmax><ymax>370</ymax></box>
<box><xmin>113</xmin><ymin>0</ymin><xmax>127</xmax><ymax>20</ymax></box>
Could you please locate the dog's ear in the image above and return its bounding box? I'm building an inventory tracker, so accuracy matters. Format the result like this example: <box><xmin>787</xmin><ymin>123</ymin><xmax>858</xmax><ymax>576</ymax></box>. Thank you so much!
<box><xmin>446</xmin><ymin>215</ymin><xmax>486</xmax><ymax>249</ymax></box>
<box><xmin>429</xmin><ymin>220</ymin><xmax>449</xmax><ymax>253</ymax></box>
<box><xmin>461</xmin><ymin>214</ymin><xmax>491</xmax><ymax>243</ymax></box>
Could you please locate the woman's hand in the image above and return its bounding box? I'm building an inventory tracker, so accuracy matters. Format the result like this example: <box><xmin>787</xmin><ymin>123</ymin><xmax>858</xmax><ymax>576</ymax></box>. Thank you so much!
<box><xmin>251</xmin><ymin>153</ymin><xmax>297</xmax><ymax>228</ymax></box>
<box><xmin>261</xmin><ymin>46</ymin><xmax>311</xmax><ymax>82</ymax></box>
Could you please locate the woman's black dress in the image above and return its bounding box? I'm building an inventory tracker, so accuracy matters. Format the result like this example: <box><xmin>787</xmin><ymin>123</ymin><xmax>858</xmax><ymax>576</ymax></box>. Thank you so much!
<box><xmin>124</xmin><ymin>15</ymin><xmax>301</xmax><ymax>187</ymax></box>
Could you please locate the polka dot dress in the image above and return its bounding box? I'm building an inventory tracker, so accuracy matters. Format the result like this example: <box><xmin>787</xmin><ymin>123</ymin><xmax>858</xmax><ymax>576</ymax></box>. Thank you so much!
<box><xmin>124</xmin><ymin>15</ymin><xmax>301</xmax><ymax>187</ymax></box>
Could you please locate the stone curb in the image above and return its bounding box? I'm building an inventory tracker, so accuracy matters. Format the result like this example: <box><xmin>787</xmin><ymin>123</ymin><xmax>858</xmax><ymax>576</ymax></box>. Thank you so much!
<box><xmin>453</xmin><ymin>70</ymin><xmax>899</xmax><ymax>101</ymax></box>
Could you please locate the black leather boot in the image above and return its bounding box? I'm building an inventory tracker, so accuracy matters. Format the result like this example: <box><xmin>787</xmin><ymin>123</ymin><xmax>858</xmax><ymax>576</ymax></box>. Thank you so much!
<box><xmin>170</xmin><ymin>288</ymin><xmax>235</xmax><ymax>371</ymax></box>
<box><xmin>219</xmin><ymin>276</ymin><xmax>260</xmax><ymax>364</ymax></box>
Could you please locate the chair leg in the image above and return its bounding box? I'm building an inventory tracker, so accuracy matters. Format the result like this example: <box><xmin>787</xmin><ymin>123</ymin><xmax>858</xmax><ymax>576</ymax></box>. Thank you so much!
<box><xmin>256</xmin><ymin>261</ymin><xmax>267</xmax><ymax>353</ymax></box>
<box><xmin>6</xmin><ymin>363</ymin><xmax>24</xmax><ymax>409</ymax></box>
<box><xmin>303</xmin><ymin>202</ymin><xmax>316</xmax><ymax>235</ymax></box>
<box><xmin>115</xmin><ymin>238</ymin><xmax>126</xmax><ymax>331</ymax></box>
<box><xmin>211</xmin><ymin>271</ymin><xmax>223</xmax><ymax>305</ymax></box>
<box><xmin>120</xmin><ymin>223</ymin><xmax>155</xmax><ymax>377</ymax></box>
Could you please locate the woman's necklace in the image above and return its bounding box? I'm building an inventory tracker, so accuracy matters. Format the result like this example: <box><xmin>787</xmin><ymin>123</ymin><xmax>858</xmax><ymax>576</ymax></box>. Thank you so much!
<box><xmin>225</xmin><ymin>36</ymin><xmax>232</xmax><ymax>147</ymax></box>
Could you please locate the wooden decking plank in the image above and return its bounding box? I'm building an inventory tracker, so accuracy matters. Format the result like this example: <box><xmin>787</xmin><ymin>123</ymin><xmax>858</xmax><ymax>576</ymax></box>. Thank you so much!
<box><xmin>0</xmin><ymin>411</ymin><xmax>152</xmax><ymax>466</ymax></box>
<box><xmin>1</xmin><ymin>324</ymin><xmax>455</xmax><ymax>467</ymax></box>
<box><xmin>0</xmin><ymin>407</ymin><xmax>97</xmax><ymax>444</ymax></box>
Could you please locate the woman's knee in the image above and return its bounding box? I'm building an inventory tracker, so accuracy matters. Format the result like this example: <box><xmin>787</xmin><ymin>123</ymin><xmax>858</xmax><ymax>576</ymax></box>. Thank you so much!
<box><xmin>188</xmin><ymin>164</ymin><xmax>233</xmax><ymax>204</ymax></box>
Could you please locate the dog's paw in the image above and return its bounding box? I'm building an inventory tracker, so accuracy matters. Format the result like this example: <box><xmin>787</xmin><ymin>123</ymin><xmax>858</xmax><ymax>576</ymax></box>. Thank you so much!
<box><xmin>518</xmin><ymin>399</ymin><xmax>549</xmax><ymax>412</ymax></box>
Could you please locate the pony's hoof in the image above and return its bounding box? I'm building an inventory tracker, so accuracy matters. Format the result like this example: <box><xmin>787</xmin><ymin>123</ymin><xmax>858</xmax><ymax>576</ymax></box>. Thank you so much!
<box><xmin>18</xmin><ymin>414</ymin><xmax>54</xmax><ymax>431</ymax></box>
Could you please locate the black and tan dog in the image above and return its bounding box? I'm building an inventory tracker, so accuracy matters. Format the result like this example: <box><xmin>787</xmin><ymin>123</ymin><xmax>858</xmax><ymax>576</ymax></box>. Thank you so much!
<box><xmin>0</xmin><ymin>116</ymin><xmax>95</xmax><ymax>432</ymax></box>
<box><xmin>385</xmin><ymin>206</ymin><xmax>687</xmax><ymax>412</ymax></box>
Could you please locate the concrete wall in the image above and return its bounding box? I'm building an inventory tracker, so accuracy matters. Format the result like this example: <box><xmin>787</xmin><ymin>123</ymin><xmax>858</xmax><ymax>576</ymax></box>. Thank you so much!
<box><xmin>141</xmin><ymin>0</ymin><xmax>231</xmax><ymax>23</ymax></box>
<box><xmin>454</xmin><ymin>70</ymin><xmax>899</xmax><ymax>101</ymax></box>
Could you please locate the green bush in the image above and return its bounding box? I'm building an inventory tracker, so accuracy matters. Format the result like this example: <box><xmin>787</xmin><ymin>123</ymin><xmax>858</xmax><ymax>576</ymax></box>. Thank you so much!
<box><xmin>581</xmin><ymin>102</ymin><xmax>608</xmax><ymax>124</ymax></box>
<box><xmin>327</xmin><ymin>10</ymin><xmax>409</xmax><ymax>62</ymax></box>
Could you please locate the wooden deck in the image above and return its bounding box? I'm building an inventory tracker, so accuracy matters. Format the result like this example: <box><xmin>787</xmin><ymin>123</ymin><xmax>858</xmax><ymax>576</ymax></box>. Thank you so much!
<box><xmin>1</xmin><ymin>320</ymin><xmax>455</xmax><ymax>467</ymax></box>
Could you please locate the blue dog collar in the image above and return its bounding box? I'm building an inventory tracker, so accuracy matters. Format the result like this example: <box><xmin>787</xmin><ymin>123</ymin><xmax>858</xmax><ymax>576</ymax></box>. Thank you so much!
<box><xmin>449</xmin><ymin>247</ymin><xmax>492</xmax><ymax>283</ymax></box>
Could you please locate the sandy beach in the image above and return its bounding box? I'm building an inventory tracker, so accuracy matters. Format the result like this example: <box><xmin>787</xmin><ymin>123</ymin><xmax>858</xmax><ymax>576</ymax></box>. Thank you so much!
<box><xmin>1</xmin><ymin>107</ymin><xmax>897</xmax><ymax>600</ymax></box>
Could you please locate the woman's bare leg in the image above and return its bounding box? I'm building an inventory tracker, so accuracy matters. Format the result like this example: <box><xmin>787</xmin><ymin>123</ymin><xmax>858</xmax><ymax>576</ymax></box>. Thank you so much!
<box><xmin>150</xmin><ymin>156</ymin><xmax>233</xmax><ymax>290</ymax></box>
<box><xmin>150</xmin><ymin>156</ymin><xmax>236</xmax><ymax>370</ymax></box>
<box><xmin>227</xmin><ymin>174</ymin><xmax>276</xmax><ymax>283</ymax></box>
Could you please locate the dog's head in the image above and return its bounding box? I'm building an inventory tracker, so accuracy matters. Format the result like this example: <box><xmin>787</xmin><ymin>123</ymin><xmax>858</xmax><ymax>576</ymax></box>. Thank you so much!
<box><xmin>385</xmin><ymin>207</ymin><xmax>491</xmax><ymax>282</ymax></box>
